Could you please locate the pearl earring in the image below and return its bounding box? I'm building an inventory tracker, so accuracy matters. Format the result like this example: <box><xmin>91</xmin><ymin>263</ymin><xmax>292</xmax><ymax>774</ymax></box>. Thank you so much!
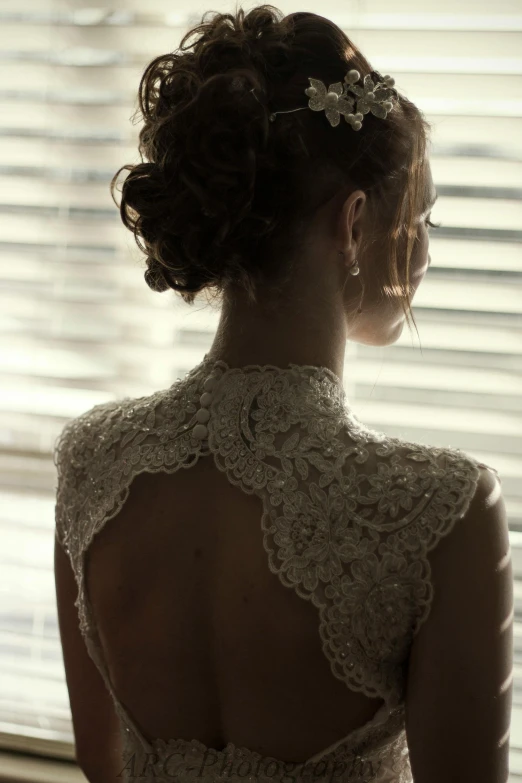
<box><xmin>338</xmin><ymin>250</ymin><xmax>360</xmax><ymax>276</ymax></box>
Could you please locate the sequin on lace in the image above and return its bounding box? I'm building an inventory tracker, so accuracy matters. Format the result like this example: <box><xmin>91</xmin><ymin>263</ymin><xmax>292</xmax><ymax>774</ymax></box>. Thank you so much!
<box><xmin>53</xmin><ymin>353</ymin><xmax>500</xmax><ymax>782</ymax></box>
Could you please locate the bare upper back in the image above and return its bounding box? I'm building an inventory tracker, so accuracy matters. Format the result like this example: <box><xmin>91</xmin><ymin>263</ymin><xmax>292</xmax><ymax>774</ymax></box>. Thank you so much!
<box><xmin>86</xmin><ymin>456</ymin><xmax>385</xmax><ymax>761</ymax></box>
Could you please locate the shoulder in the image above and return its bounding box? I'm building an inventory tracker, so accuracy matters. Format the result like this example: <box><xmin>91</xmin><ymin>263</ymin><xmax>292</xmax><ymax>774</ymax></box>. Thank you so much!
<box><xmin>52</xmin><ymin>391</ymin><xmax>158</xmax><ymax>551</ymax></box>
<box><xmin>419</xmin><ymin>440</ymin><xmax>504</xmax><ymax>555</ymax></box>
<box><xmin>416</xmin><ymin>442</ymin><xmax>501</xmax><ymax>548</ymax></box>
<box><xmin>52</xmin><ymin>374</ymin><xmax>199</xmax><ymax>553</ymax></box>
<box><xmin>401</xmin><ymin>442</ymin><xmax>508</xmax><ymax>643</ymax></box>
<box><xmin>53</xmin><ymin>397</ymin><xmax>131</xmax><ymax>479</ymax></box>
<box><xmin>52</xmin><ymin>382</ymin><xmax>181</xmax><ymax>472</ymax></box>
<box><xmin>54</xmin><ymin>397</ymin><xmax>124</xmax><ymax>445</ymax></box>
<box><xmin>343</xmin><ymin>419</ymin><xmax>500</xmax><ymax>549</ymax></box>
<box><xmin>426</xmin><ymin>458</ymin><xmax>507</xmax><ymax>579</ymax></box>
<box><xmin>419</xmin><ymin>442</ymin><xmax>503</xmax><ymax>553</ymax></box>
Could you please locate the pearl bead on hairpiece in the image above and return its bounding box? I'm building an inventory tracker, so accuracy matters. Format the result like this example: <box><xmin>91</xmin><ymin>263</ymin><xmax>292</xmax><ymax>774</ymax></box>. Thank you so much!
<box><xmin>264</xmin><ymin>69</ymin><xmax>398</xmax><ymax>130</ymax></box>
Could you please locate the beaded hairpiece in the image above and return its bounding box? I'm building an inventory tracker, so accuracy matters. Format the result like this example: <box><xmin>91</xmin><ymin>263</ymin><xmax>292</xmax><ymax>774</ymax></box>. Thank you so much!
<box><xmin>199</xmin><ymin>69</ymin><xmax>399</xmax><ymax>219</ymax></box>
<box><xmin>265</xmin><ymin>69</ymin><xmax>398</xmax><ymax>130</ymax></box>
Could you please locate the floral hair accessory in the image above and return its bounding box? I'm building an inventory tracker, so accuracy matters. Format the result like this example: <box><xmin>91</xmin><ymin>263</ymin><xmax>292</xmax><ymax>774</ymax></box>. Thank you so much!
<box><xmin>267</xmin><ymin>69</ymin><xmax>398</xmax><ymax>130</ymax></box>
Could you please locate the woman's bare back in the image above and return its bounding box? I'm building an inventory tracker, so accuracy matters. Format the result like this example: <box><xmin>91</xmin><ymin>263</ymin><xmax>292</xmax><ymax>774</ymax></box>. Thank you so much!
<box><xmin>87</xmin><ymin>457</ymin><xmax>385</xmax><ymax>761</ymax></box>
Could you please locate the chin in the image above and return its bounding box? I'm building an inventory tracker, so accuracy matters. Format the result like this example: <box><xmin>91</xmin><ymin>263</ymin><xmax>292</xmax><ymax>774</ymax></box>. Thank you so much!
<box><xmin>385</xmin><ymin>318</ymin><xmax>406</xmax><ymax>344</ymax></box>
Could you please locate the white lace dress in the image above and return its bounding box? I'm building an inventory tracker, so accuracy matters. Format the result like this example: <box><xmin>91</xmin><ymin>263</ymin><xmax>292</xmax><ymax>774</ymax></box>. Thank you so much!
<box><xmin>54</xmin><ymin>354</ymin><xmax>500</xmax><ymax>782</ymax></box>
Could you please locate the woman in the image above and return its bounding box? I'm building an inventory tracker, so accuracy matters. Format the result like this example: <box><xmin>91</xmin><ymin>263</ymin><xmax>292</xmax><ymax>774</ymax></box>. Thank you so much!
<box><xmin>54</xmin><ymin>5</ymin><xmax>513</xmax><ymax>782</ymax></box>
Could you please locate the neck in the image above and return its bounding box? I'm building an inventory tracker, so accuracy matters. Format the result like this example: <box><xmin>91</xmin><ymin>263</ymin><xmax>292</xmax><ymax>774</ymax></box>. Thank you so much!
<box><xmin>206</xmin><ymin>280</ymin><xmax>348</xmax><ymax>381</ymax></box>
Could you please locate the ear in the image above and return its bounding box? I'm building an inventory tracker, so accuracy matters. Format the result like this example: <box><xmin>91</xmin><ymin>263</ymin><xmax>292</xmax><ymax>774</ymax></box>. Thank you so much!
<box><xmin>338</xmin><ymin>189</ymin><xmax>366</xmax><ymax>263</ymax></box>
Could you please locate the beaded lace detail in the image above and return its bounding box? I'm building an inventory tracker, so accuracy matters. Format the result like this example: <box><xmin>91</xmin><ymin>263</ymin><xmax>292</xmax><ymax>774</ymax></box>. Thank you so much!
<box><xmin>53</xmin><ymin>354</ymin><xmax>499</xmax><ymax>782</ymax></box>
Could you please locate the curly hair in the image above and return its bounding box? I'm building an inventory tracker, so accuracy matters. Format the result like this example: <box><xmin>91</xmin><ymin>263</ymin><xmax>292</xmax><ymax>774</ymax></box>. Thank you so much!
<box><xmin>110</xmin><ymin>3</ymin><xmax>431</xmax><ymax>331</ymax></box>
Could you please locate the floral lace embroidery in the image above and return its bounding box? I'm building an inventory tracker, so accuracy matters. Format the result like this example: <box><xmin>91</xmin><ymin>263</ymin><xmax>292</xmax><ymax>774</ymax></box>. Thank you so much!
<box><xmin>53</xmin><ymin>354</ymin><xmax>498</xmax><ymax>781</ymax></box>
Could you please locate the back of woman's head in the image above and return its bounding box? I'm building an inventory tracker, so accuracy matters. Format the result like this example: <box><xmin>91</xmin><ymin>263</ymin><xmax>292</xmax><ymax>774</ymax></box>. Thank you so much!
<box><xmin>111</xmin><ymin>3</ymin><xmax>430</xmax><ymax>328</ymax></box>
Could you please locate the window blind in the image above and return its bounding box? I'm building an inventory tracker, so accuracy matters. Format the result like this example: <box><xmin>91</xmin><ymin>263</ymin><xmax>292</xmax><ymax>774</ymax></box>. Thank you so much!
<box><xmin>0</xmin><ymin>1</ymin><xmax>520</xmax><ymax>776</ymax></box>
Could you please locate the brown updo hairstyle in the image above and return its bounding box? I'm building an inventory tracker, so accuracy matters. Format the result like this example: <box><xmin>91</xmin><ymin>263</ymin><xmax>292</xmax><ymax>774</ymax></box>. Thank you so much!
<box><xmin>110</xmin><ymin>3</ymin><xmax>431</xmax><ymax>333</ymax></box>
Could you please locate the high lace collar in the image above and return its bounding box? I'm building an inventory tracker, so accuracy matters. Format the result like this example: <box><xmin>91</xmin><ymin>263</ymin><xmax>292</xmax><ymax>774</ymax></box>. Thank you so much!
<box><xmin>195</xmin><ymin>352</ymin><xmax>346</xmax><ymax>393</ymax></box>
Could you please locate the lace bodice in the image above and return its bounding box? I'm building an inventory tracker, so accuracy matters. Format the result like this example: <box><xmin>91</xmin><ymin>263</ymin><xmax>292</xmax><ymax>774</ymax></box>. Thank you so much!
<box><xmin>53</xmin><ymin>353</ymin><xmax>500</xmax><ymax>782</ymax></box>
